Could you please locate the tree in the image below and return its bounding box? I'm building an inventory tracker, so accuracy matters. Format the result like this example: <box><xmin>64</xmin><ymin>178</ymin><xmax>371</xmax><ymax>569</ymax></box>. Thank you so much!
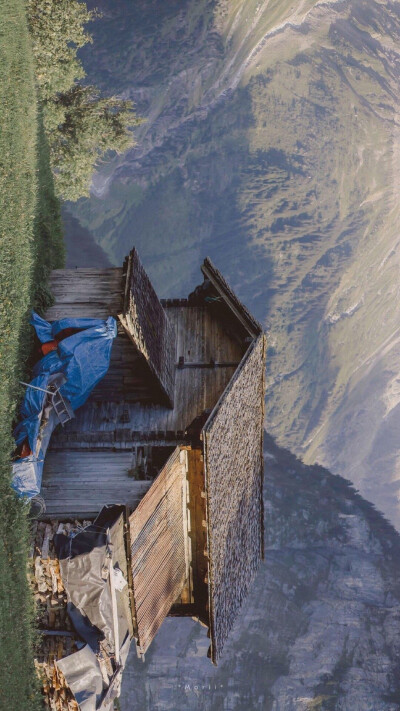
<box><xmin>50</xmin><ymin>86</ymin><xmax>140</xmax><ymax>200</ymax></box>
<box><xmin>27</xmin><ymin>0</ymin><xmax>141</xmax><ymax>201</ymax></box>
<box><xmin>27</xmin><ymin>0</ymin><xmax>95</xmax><ymax>99</ymax></box>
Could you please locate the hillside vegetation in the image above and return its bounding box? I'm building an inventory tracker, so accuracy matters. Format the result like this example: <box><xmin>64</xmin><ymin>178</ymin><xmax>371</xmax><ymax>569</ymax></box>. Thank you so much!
<box><xmin>27</xmin><ymin>0</ymin><xmax>140</xmax><ymax>201</ymax></box>
<box><xmin>0</xmin><ymin>1</ymin><xmax>143</xmax><ymax>706</ymax></box>
<box><xmin>0</xmin><ymin>2</ymin><xmax>64</xmax><ymax>709</ymax></box>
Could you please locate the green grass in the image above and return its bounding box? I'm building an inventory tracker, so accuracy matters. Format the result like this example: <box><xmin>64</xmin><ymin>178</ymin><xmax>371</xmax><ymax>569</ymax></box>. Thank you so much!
<box><xmin>0</xmin><ymin>2</ymin><xmax>64</xmax><ymax>709</ymax></box>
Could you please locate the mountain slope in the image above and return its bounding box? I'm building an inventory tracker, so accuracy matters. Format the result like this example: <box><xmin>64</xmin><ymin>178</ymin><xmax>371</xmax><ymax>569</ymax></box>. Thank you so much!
<box><xmin>61</xmin><ymin>209</ymin><xmax>111</xmax><ymax>268</ymax></box>
<box><xmin>68</xmin><ymin>0</ymin><xmax>400</xmax><ymax>526</ymax></box>
<box><xmin>119</xmin><ymin>439</ymin><xmax>400</xmax><ymax>711</ymax></box>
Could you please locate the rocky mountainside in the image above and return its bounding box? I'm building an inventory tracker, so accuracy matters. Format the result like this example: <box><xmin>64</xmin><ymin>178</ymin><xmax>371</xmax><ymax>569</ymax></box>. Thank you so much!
<box><xmin>66</xmin><ymin>0</ymin><xmax>400</xmax><ymax>527</ymax></box>
<box><xmin>119</xmin><ymin>438</ymin><xmax>400</xmax><ymax>711</ymax></box>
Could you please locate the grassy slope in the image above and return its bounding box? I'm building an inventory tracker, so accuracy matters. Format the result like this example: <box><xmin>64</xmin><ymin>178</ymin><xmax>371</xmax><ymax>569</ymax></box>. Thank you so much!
<box><xmin>0</xmin><ymin>2</ymin><xmax>64</xmax><ymax>709</ymax></box>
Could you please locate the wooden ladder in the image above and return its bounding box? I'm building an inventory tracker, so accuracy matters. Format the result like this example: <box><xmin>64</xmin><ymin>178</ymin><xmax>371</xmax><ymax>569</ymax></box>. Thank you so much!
<box><xmin>50</xmin><ymin>388</ymin><xmax>74</xmax><ymax>426</ymax></box>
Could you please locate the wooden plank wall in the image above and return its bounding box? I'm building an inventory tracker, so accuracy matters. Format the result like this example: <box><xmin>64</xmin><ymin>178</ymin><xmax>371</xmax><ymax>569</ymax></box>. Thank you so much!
<box><xmin>87</xmin><ymin>336</ymin><xmax>153</xmax><ymax>402</ymax></box>
<box><xmin>50</xmin><ymin>306</ymin><xmax>244</xmax><ymax>449</ymax></box>
<box><xmin>129</xmin><ymin>447</ymin><xmax>187</xmax><ymax>654</ymax></box>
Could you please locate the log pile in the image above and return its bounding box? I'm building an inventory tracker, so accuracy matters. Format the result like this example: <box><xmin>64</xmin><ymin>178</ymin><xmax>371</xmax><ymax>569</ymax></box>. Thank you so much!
<box><xmin>30</xmin><ymin>519</ymin><xmax>92</xmax><ymax>711</ymax></box>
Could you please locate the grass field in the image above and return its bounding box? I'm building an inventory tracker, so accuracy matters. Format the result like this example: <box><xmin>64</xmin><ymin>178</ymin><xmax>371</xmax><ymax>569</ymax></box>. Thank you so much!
<box><xmin>0</xmin><ymin>2</ymin><xmax>64</xmax><ymax>708</ymax></box>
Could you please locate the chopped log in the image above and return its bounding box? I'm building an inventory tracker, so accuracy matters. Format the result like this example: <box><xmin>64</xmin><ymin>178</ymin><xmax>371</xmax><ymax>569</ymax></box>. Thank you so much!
<box><xmin>41</xmin><ymin>524</ymin><xmax>52</xmax><ymax>560</ymax></box>
<box><xmin>31</xmin><ymin>517</ymin><xmax>94</xmax><ymax>711</ymax></box>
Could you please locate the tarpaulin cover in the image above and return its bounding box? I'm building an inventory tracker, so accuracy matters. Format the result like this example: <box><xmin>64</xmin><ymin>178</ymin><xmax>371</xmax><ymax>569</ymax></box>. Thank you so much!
<box><xmin>54</xmin><ymin>507</ymin><xmax>132</xmax><ymax>711</ymax></box>
<box><xmin>12</xmin><ymin>312</ymin><xmax>117</xmax><ymax>499</ymax></box>
<box><xmin>30</xmin><ymin>312</ymin><xmax>117</xmax><ymax>410</ymax></box>
<box><xmin>56</xmin><ymin>645</ymin><xmax>105</xmax><ymax>711</ymax></box>
<box><xmin>12</xmin><ymin>375</ymin><xmax>59</xmax><ymax>499</ymax></box>
<box><xmin>13</xmin><ymin>374</ymin><xmax>50</xmax><ymax>449</ymax></box>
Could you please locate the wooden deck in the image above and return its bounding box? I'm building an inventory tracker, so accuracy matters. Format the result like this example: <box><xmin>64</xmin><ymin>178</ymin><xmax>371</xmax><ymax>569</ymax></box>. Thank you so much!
<box><xmin>41</xmin><ymin>451</ymin><xmax>152</xmax><ymax>518</ymax></box>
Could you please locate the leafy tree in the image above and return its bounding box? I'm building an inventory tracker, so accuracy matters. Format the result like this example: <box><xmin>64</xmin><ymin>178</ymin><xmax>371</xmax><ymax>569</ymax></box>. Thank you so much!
<box><xmin>27</xmin><ymin>0</ymin><xmax>95</xmax><ymax>99</ymax></box>
<box><xmin>50</xmin><ymin>85</ymin><xmax>140</xmax><ymax>200</ymax></box>
<box><xmin>27</xmin><ymin>0</ymin><xmax>140</xmax><ymax>201</ymax></box>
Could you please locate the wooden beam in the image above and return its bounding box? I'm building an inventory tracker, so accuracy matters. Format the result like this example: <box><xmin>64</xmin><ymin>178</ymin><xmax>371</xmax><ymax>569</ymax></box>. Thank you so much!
<box><xmin>201</xmin><ymin>258</ymin><xmax>262</xmax><ymax>338</ymax></box>
<box><xmin>186</xmin><ymin>448</ymin><xmax>208</xmax><ymax>620</ymax></box>
<box><xmin>123</xmin><ymin>506</ymin><xmax>138</xmax><ymax>638</ymax></box>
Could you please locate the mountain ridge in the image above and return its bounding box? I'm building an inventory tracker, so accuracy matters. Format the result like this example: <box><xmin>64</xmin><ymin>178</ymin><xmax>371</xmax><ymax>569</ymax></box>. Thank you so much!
<box><xmin>67</xmin><ymin>0</ymin><xmax>400</xmax><ymax>527</ymax></box>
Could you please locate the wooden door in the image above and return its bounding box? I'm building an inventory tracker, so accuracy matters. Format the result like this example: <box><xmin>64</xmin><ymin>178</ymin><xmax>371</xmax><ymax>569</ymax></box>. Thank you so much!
<box><xmin>129</xmin><ymin>447</ymin><xmax>188</xmax><ymax>654</ymax></box>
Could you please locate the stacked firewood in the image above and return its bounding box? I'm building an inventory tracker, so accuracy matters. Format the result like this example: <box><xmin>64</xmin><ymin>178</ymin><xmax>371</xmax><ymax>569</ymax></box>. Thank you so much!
<box><xmin>30</xmin><ymin>519</ymin><xmax>92</xmax><ymax>711</ymax></box>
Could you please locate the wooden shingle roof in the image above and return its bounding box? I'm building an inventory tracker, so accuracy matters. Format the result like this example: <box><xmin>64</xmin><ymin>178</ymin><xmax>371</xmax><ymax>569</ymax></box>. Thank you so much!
<box><xmin>203</xmin><ymin>333</ymin><xmax>266</xmax><ymax>663</ymax></box>
<box><xmin>201</xmin><ymin>257</ymin><xmax>263</xmax><ymax>338</ymax></box>
<box><xmin>119</xmin><ymin>249</ymin><xmax>176</xmax><ymax>407</ymax></box>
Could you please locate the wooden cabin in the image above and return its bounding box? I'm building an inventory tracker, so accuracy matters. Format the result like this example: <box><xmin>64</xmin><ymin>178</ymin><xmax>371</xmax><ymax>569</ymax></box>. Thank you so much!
<box><xmin>40</xmin><ymin>248</ymin><xmax>266</xmax><ymax>665</ymax></box>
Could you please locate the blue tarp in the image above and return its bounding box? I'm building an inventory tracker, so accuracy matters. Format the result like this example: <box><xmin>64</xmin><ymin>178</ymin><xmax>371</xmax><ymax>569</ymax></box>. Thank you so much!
<box><xmin>14</xmin><ymin>373</ymin><xmax>51</xmax><ymax>449</ymax></box>
<box><xmin>12</xmin><ymin>312</ymin><xmax>117</xmax><ymax>499</ymax></box>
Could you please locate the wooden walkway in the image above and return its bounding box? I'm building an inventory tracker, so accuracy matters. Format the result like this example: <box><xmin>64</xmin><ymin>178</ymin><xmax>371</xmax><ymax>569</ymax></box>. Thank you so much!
<box><xmin>41</xmin><ymin>451</ymin><xmax>152</xmax><ymax>518</ymax></box>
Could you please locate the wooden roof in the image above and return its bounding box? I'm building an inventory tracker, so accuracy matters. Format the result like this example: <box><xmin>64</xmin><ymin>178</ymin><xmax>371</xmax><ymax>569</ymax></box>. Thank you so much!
<box><xmin>201</xmin><ymin>258</ymin><xmax>263</xmax><ymax>338</ymax></box>
<box><xmin>203</xmin><ymin>333</ymin><xmax>266</xmax><ymax>663</ymax></box>
<box><xmin>119</xmin><ymin>249</ymin><xmax>176</xmax><ymax>407</ymax></box>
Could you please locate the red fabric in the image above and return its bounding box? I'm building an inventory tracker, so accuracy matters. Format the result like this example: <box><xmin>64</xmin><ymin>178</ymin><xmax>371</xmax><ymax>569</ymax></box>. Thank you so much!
<box><xmin>36</xmin><ymin>327</ymin><xmax>82</xmax><ymax>359</ymax></box>
<box><xmin>20</xmin><ymin>441</ymin><xmax>32</xmax><ymax>458</ymax></box>
<box><xmin>41</xmin><ymin>340</ymin><xmax>58</xmax><ymax>355</ymax></box>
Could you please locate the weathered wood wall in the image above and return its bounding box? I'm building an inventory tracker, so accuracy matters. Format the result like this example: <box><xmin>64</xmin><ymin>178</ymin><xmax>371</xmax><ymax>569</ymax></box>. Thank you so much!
<box><xmin>45</xmin><ymin>268</ymin><xmax>123</xmax><ymax>320</ymax></box>
<box><xmin>203</xmin><ymin>333</ymin><xmax>266</xmax><ymax>663</ymax></box>
<box><xmin>49</xmin><ymin>306</ymin><xmax>244</xmax><ymax>448</ymax></box>
<box><xmin>129</xmin><ymin>447</ymin><xmax>188</xmax><ymax>654</ymax></box>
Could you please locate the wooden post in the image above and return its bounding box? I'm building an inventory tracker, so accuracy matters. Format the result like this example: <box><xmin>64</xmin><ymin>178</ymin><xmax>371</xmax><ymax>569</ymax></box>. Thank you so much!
<box><xmin>107</xmin><ymin>528</ymin><xmax>120</xmax><ymax>666</ymax></box>
<box><xmin>186</xmin><ymin>448</ymin><xmax>208</xmax><ymax>621</ymax></box>
<box><xmin>180</xmin><ymin>448</ymin><xmax>191</xmax><ymax>604</ymax></box>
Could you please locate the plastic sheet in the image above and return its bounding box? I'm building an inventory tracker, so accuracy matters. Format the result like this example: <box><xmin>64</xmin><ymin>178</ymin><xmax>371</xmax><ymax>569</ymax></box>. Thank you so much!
<box><xmin>12</xmin><ymin>457</ymin><xmax>43</xmax><ymax>501</ymax></box>
<box><xmin>31</xmin><ymin>311</ymin><xmax>117</xmax><ymax>411</ymax></box>
<box><xmin>12</xmin><ymin>312</ymin><xmax>117</xmax><ymax>499</ymax></box>
<box><xmin>12</xmin><ymin>374</ymin><xmax>56</xmax><ymax>499</ymax></box>
<box><xmin>13</xmin><ymin>374</ymin><xmax>50</xmax><ymax>448</ymax></box>
<box><xmin>54</xmin><ymin>507</ymin><xmax>132</xmax><ymax>711</ymax></box>
<box><xmin>56</xmin><ymin>645</ymin><xmax>105</xmax><ymax>711</ymax></box>
<box><xmin>56</xmin><ymin>317</ymin><xmax>117</xmax><ymax>410</ymax></box>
